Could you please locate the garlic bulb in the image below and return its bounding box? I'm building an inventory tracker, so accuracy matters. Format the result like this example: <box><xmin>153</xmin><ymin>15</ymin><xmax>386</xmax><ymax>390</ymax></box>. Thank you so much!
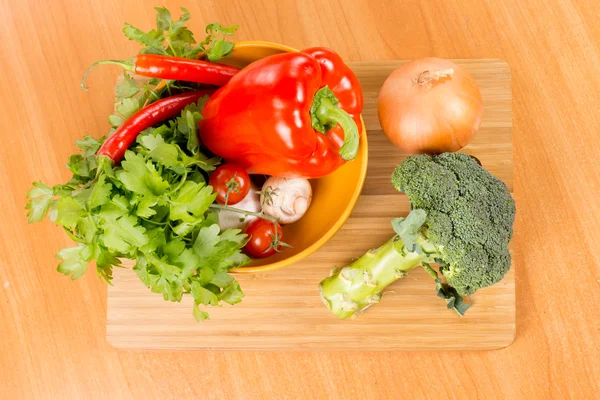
<box><xmin>217</xmin><ymin>183</ymin><xmax>261</xmax><ymax>230</ymax></box>
<box><xmin>260</xmin><ymin>177</ymin><xmax>312</xmax><ymax>224</ymax></box>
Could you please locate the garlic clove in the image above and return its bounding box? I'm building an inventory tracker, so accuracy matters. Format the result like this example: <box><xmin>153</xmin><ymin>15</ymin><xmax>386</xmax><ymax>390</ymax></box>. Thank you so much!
<box><xmin>217</xmin><ymin>183</ymin><xmax>261</xmax><ymax>230</ymax></box>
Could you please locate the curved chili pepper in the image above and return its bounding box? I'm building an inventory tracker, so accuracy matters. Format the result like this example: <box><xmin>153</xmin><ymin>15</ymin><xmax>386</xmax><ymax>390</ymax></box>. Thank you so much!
<box><xmin>98</xmin><ymin>91</ymin><xmax>213</xmax><ymax>163</ymax></box>
<box><xmin>81</xmin><ymin>54</ymin><xmax>239</xmax><ymax>90</ymax></box>
<box><xmin>199</xmin><ymin>47</ymin><xmax>364</xmax><ymax>178</ymax></box>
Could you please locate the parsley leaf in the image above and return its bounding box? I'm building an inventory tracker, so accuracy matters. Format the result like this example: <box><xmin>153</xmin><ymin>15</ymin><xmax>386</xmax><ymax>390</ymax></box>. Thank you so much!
<box><xmin>88</xmin><ymin>174</ymin><xmax>112</xmax><ymax>209</ymax></box>
<box><xmin>117</xmin><ymin>151</ymin><xmax>170</xmax><ymax>196</ymax></box>
<box><xmin>123</xmin><ymin>23</ymin><xmax>165</xmax><ymax>49</ymax></box>
<box><xmin>26</xmin><ymin>182</ymin><xmax>55</xmax><ymax>223</ymax></box>
<box><xmin>57</xmin><ymin>197</ymin><xmax>86</xmax><ymax>229</ymax></box>
<box><xmin>138</xmin><ymin>134</ymin><xmax>184</xmax><ymax>173</ymax></box>
<box><xmin>121</xmin><ymin>7</ymin><xmax>237</xmax><ymax>60</ymax></box>
<box><xmin>115</xmin><ymin>73</ymin><xmax>140</xmax><ymax>99</ymax></box>
<box><xmin>116</xmin><ymin>98</ymin><xmax>140</xmax><ymax>119</ymax></box>
<box><xmin>102</xmin><ymin>214</ymin><xmax>148</xmax><ymax>253</ymax></box>
<box><xmin>169</xmin><ymin>181</ymin><xmax>215</xmax><ymax>223</ymax></box>
<box><xmin>192</xmin><ymin>280</ymin><xmax>219</xmax><ymax>306</ymax></box>
<box><xmin>193</xmin><ymin>305</ymin><xmax>210</xmax><ymax>322</ymax></box>
<box><xmin>203</xmin><ymin>23</ymin><xmax>239</xmax><ymax>61</ymax></box>
<box><xmin>155</xmin><ymin>7</ymin><xmax>173</xmax><ymax>31</ymax></box>
<box><xmin>218</xmin><ymin>281</ymin><xmax>244</xmax><ymax>305</ymax></box>
<box><xmin>76</xmin><ymin>135</ymin><xmax>102</xmax><ymax>156</ymax></box>
<box><xmin>57</xmin><ymin>244</ymin><xmax>92</xmax><ymax>279</ymax></box>
<box><xmin>136</xmin><ymin>195</ymin><xmax>158</xmax><ymax>218</ymax></box>
<box><xmin>96</xmin><ymin>247</ymin><xmax>120</xmax><ymax>284</ymax></box>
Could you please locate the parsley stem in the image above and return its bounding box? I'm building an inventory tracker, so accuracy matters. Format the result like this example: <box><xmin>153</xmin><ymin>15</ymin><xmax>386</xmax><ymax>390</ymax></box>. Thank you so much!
<box><xmin>164</xmin><ymin>169</ymin><xmax>188</xmax><ymax>196</ymax></box>
<box><xmin>70</xmin><ymin>176</ymin><xmax>98</xmax><ymax>197</ymax></box>
<box><xmin>209</xmin><ymin>204</ymin><xmax>279</xmax><ymax>224</ymax></box>
<box><xmin>140</xmin><ymin>217</ymin><xmax>168</xmax><ymax>226</ymax></box>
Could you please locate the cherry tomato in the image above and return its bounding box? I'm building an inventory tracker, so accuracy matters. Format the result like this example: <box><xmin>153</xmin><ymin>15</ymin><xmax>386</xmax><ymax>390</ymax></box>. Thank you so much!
<box><xmin>243</xmin><ymin>219</ymin><xmax>286</xmax><ymax>258</ymax></box>
<box><xmin>209</xmin><ymin>164</ymin><xmax>251</xmax><ymax>205</ymax></box>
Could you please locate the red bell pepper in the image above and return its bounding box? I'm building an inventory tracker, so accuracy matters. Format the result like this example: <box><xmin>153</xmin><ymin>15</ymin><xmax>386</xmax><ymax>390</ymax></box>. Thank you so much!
<box><xmin>199</xmin><ymin>47</ymin><xmax>363</xmax><ymax>178</ymax></box>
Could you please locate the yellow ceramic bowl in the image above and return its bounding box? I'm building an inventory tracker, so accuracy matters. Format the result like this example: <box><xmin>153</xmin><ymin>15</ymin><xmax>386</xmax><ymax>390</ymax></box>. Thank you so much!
<box><xmin>220</xmin><ymin>42</ymin><xmax>368</xmax><ymax>273</ymax></box>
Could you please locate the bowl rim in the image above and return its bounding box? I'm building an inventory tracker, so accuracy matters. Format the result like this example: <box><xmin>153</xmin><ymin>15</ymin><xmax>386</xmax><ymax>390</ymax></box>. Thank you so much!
<box><xmin>228</xmin><ymin>41</ymin><xmax>368</xmax><ymax>274</ymax></box>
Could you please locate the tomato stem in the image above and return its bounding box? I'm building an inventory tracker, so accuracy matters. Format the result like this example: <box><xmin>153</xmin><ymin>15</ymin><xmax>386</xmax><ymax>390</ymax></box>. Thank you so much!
<box><xmin>209</xmin><ymin>204</ymin><xmax>279</xmax><ymax>224</ymax></box>
<box><xmin>224</xmin><ymin>173</ymin><xmax>240</xmax><ymax>206</ymax></box>
<box><xmin>257</xmin><ymin>185</ymin><xmax>280</xmax><ymax>207</ymax></box>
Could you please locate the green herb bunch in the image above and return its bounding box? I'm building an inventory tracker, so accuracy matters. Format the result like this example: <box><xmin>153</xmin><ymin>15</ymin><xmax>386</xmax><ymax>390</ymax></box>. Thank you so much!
<box><xmin>27</xmin><ymin>8</ymin><xmax>246</xmax><ymax>321</ymax></box>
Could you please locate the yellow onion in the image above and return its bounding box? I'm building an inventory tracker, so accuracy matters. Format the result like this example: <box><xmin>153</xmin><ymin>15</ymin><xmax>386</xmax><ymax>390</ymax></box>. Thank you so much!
<box><xmin>378</xmin><ymin>58</ymin><xmax>483</xmax><ymax>154</ymax></box>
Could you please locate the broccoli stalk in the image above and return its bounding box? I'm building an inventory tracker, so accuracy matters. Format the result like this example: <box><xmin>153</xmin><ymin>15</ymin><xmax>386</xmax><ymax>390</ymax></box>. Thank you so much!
<box><xmin>319</xmin><ymin>235</ymin><xmax>425</xmax><ymax>319</ymax></box>
<box><xmin>320</xmin><ymin>209</ymin><xmax>470</xmax><ymax>318</ymax></box>
<box><xmin>319</xmin><ymin>153</ymin><xmax>516</xmax><ymax>319</ymax></box>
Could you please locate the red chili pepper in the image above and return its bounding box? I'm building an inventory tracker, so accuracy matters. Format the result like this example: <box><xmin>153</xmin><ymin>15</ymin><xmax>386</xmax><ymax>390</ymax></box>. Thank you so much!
<box><xmin>81</xmin><ymin>54</ymin><xmax>239</xmax><ymax>90</ymax></box>
<box><xmin>199</xmin><ymin>47</ymin><xmax>363</xmax><ymax>178</ymax></box>
<box><xmin>98</xmin><ymin>91</ymin><xmax>213</xmax><ymax>162</ymax></box>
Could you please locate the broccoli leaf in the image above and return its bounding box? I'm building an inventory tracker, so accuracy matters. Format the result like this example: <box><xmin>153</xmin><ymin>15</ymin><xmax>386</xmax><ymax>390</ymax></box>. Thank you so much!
<box><xmin>391</xmin><ymin>209</ymin><xmax>427</xmax><ymax>253</ymax></box>
<box><xmin>422</xmin><ymin>263</ymin><xmax>471</xmax><ymax>316</ymax></box>
<box><xmin>436</xmin><ymin>283</ymin><xmax>471</xmax><ymax>316</ymax></box>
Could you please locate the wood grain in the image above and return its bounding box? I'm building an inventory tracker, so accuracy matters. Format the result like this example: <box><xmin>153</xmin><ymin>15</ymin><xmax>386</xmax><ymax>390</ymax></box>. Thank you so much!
<box><xmin>1</xmin><ymin>0</ymin><xmax>599</xmax><ymax>399</ymax></box>
<box><xmin>107</xmin><ymin>59</ymin><xmax>515</xmax><ymax>351</ymax></box>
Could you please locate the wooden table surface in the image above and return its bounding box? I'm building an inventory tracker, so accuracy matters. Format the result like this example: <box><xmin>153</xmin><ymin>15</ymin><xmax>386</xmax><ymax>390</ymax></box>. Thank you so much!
<box><xmin>1</xmin><ymin>0</ymin><xmax>598</xmax><ymax>398</ymax></box>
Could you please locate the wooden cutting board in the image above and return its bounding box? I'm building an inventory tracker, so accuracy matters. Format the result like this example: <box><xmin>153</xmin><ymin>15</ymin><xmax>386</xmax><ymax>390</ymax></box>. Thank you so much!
<box><xmin>106</xmin><ymin>59</ymin><xmax>513</xmax><ymax>351</ymax></box>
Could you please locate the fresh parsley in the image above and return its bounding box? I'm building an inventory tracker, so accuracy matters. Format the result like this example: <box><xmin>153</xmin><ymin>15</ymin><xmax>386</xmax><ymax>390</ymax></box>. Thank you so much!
<box><xmin>27</xmin><ymin>99</ymin><xmax>249</xmax><ymax>321</ymax></box>
<box><xmin>109</xmin><ymin>7</ymin><xmax>237</xmax><ymax>139</ymax></box>
<box><xmin>27</xmin><ymin>7</ymin><xmax>244</xmax><ymax>321</ymax></box>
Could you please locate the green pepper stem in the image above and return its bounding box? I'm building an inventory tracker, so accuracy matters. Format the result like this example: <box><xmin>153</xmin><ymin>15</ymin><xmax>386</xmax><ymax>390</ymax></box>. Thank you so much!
<box><xmin>81</xmin><ymin>59</ymin><xmax>135</xmax><ymax>91</ymax></box>
<box><xmin>310</xmin><ymin>87</ymin><xmax>359</xmax><ymax>161</ymax></box>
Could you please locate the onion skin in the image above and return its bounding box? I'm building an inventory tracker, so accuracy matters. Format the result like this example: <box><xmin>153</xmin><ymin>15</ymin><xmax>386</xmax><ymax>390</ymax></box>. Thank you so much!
<box><xmin>377</xmin><ymin>58</ymin><xmax>484</xmax><ymax>154</ymax></box>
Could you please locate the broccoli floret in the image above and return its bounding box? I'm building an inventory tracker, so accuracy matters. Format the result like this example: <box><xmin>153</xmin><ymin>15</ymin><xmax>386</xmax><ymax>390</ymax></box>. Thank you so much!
<box><xmin>423</xmin><ymin>210</ymin><xmax>452</xmax><ymax>247</ymax></box>
<box><xmin>396</xmin><ymin>153</ymin><xmax>515</xmax><ymax>296</ymax></box>
<box><xmin>319</xmin><ymin>153</ymin><xmax>516</xmax><ymax>319</ymax></box>
<box><xmin>392</xmin><ymin>154</ymin><xmax>459</xmax><ymax>213</ymax></box>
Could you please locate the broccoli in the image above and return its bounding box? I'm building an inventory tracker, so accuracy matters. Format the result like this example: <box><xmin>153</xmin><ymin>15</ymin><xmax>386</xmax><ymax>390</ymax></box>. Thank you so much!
<box><xmin>319</xmin><ymin>153</ymin><xmax>516</xmax><ymax>319</ymax></box>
